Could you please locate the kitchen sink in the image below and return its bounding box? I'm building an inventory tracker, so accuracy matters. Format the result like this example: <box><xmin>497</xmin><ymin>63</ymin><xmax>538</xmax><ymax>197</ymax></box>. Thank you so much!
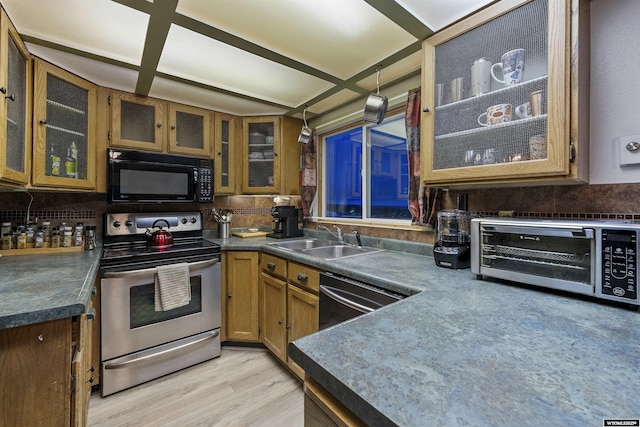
<box><xmin>299</xmin><ymin>245</ymin><xmax>383</xmax><ymax>260</ymax></box>
<box><xmin>270</xmin><ymin>239</ymin><xmax>340</xmax><ymax>251</ymax></box>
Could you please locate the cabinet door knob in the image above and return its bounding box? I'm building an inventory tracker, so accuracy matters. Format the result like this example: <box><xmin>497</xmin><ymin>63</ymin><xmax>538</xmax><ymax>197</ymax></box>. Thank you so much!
<box><xmin>217</xmin><ymin>151</ymin><xmax>222</xmax><ymax>155</ymax></box>
<box><xmin>278</xmin><ymin>320</ymin><xmax>284</xmax><ymax>325</ymax></box>
<box><xmin>157</xmin><ymin>122</ymin><xmax>162</xmax><ymax>128</ymax></box>
<box><xmin>39</xmin><ymin>119</ymin><xmax>47</xmax><ymax>125</ymax></box>
<box><xmin>422</xmin><ymin>107</ymin><xmax>430</xmax><ymax>113</ymax></box>
<box><xmin>267</xmin><ymin>262</ymin><xmax>276</xmax><ymax>270</ymax></box>
<box><xmin>227</xmin><ymin>294</ymin><xmax>232</xmax><ymax>299</ymax></box>
<box><xmin>0</xmin><ymin>87</ymin><xmax>6</xmax><ymax>94</ymax></box>
<box><xmin>171</xmin><ymin>125</ymin><xmax>176</xmax><ymax>130</ymax></box>
<box><xmin>5</xmin><ymin>94</ymin><xmax>15</xmax><ymax>101</ymax></box>
<box><xmin>297</xmin><ymin>273</ymin><xmax>308</xmax><ymax>282</ymax></box>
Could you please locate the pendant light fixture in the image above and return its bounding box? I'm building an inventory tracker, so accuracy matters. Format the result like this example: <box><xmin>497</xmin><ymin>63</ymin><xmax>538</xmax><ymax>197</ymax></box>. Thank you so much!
<box><xmin>297</xmin><ymin>106</ymin><xmax>312</xmax><ymax>144</ymax></box>
<box><xmin>363</xmin><ymin>65</ymin><xmax>388</xmax><ymax>124</ymax></box>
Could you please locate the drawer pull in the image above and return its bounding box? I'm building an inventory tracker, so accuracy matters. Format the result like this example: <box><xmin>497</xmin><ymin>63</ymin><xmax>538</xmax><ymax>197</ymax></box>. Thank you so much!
<box><xmin>297</xmin><ymin>273</ymin><xmax>308</xmax><ymax>282</ymax></box>
<box><xmin>267</xmin><ymin>262</ymin><xmax>276</xmax><ymax>271</ymax></box>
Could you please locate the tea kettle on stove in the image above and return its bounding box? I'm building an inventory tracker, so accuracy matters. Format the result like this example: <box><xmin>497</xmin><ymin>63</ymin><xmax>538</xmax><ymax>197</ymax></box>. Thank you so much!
<box><xmin>146</xmin><ymin>219</ymin><xmax>174</xmax><ymax>248</ymax></box>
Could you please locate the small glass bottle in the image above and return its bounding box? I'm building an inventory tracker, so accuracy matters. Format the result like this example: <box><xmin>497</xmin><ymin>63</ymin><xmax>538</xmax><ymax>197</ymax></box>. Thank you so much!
<box><xmin>17</xmin><ymin>232</ymin><xmax>27</xmax><ymax>249</ymax></box>
<box><xmin>2</xmin><ymin>233</ymin><xmax>12</xmax><ymax>250</ymax></box>
<box><xmin>51</xmin><ymin>228</ymin><xmax>60</xmax><ymax>248</ymax></box>
<box><xmin>41</xmin><ymin>221</ymin><xmax>51</xmax><ymax>246</ymax></box>
<box><xmin>35</xmin><ymin>230</ymin><xmax>45</xmax><ymax>248</ymax></box>
<box><xmin>63</xmin><ymin>230</ymin><xmax>73</xmax><ymax>248</ymax></box>
<box><xmin>1</xmin><ymin>222</ymin><xmax>11</xmax><ymax>236</ymax></box>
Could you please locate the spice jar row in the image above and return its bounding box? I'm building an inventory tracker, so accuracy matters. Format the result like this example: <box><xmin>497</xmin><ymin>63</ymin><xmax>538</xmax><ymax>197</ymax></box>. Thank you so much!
<box><xmin>1</xmin><ymin>220</ymin><xmax>96</xmax><ymax>251</ymax></box>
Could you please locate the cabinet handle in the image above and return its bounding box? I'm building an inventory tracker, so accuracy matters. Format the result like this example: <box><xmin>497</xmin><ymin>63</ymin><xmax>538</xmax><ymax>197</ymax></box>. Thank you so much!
<box><xmin>422</xmin><ymin>107</ymin><xmax>430</xmax><ymax>113</ymax></box>
<box><xmin>217</xmin><ymin>151</ymin><xmax>222</xmax><ymax>156</ymax></box>
<box><xmin>171</xmin><ymin>125</ymin><xmax>176</xmax><ymax>130</ymax></box>
<box><xmin>0</xmin><ymin>87</ymin><xmax>5</xmax><ymax>94</ymax></box>
<box><xmin>157</xmin><ymin>122</ymin><xmax>162</xmax><ymax>128</ymax></box>
<box><xmin>297</xmin><ymin>273</ymin><xmax>308</xmax><ymax>282</ymax></box>
<box><xmin>267</xmin><ymin>262</ymin><xmax>276</xmax><ymax>271</ymax></box>
<box><xmin>87</xmin><ymin>377</ymin><xmax>94</xmax><ymax>384</ymax></box>
<box><xmin>286</xmin><ymin>325</ymin><xmax>290</xmax><ymax>330</ymax></box>
<box><xmin>5</xmin><ymin>94</ymin><xmax>15</xmax><ymax>101</ymax></box>
<box><xmin>227</xmin><ymin>294</ymin><xmax>232</xmax><ymax>299</ymax></box>
<box><xmin>39</xmin><ymin>119</ymin><xmax>47</xmax><ymax>125</ymax></box>
<box><xmin>278</xmin><ymin>320</ymin><xmax>284</xmax><ymax>325</ymax></box>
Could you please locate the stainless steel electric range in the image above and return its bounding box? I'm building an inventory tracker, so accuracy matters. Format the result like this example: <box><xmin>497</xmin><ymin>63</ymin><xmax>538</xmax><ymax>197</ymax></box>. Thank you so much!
<box><xmin>100</xmin><ymin>212</ymin><xmax>221</xmax><ymax>396</ymax></box>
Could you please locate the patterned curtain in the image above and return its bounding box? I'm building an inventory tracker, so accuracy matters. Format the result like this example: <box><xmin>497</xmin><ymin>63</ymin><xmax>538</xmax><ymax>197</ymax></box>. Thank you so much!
<box><xmin>300</xmin><ymin>131</ymin><xmax>317</xmax><ymax>218</ymax></box>
<box><xmin>405</xmin><ymin>87</ymin><xmax>440</xmax><ymax>228</ymax></box>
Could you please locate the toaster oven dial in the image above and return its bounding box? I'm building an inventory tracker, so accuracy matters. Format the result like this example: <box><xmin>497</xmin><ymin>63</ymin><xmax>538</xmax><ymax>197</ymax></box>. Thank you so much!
<box><xmin>601</xmin><ymin>229</ymin><xmax>637</xmax><ymax>301</ymax></box>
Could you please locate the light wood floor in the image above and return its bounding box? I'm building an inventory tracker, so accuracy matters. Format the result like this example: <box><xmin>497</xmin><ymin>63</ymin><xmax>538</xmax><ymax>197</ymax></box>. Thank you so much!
<box><xmin>88</xmin><ymin>346</ymin><xmax>304</xmax><ymax>427</ymax></box>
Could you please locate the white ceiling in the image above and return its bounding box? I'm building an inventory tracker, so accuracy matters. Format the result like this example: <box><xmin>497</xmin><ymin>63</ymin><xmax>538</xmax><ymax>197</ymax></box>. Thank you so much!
<box><xmin>1</xmin><ymin>0</ymin><xmax>495</xmax><ymax>119</ymax></box>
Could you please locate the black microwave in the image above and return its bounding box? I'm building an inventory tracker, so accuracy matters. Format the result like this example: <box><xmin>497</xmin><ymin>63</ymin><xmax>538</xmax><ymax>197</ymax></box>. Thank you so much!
<box><xmin>107</xmin><ymin>148</ymin><xmax>213</xmax><ymax>203</ymax></box>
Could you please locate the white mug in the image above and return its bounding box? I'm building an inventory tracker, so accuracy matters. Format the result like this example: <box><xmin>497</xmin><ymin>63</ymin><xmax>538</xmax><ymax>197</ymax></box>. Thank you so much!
<box><xmin>471</xmin><ymin>57</ymin><xmax>492</xmax><ymax>97</ymax></box>
<box><xmin>491</xmin><ymin>49</ymin><xmax>525</xmax><ymax>86</ymax></box>
<box><xmin>515</xmin><ymin>102</ymin><xmax>531</xmax><ymax>119</ymax></box>
<box><xmin>478</xmin><ymin>103</ymin><xmax>513</xmax><ymax>127</ymax></box>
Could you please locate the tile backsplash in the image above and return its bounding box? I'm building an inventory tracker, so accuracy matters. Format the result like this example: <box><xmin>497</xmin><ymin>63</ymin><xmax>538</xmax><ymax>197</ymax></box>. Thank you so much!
<box><xmin>1</xmin><ymin>182</ymin><xmax>639</xmax><ymax>245</ymax></box>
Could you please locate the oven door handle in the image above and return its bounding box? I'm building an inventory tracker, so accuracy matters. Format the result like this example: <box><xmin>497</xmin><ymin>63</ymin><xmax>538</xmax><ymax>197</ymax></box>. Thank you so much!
<box><xmin>482</xmin><ymin>224</ymin><xmax>594</xmax><ymax>239</ymax></box>
<box><xmin>104</xmin><ymin>329</ymin><xmax>220</xmax><ymax>370</ymax></box>
<box><xmin>102</xmin><ymin>258</ymin><xmax>219</xmax><ymax>279</ymax></box>
<box><xmin>320</xmin><ymin>285</ymin><xmax>375</xmax><ymax>315</ymax></box>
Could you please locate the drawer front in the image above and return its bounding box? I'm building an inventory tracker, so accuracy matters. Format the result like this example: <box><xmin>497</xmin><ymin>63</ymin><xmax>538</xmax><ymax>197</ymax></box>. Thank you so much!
<box><xmin>288</xmin><ymin>261</ymin><xmax>320</xmax><ymax>294</ymax></box>
<box><xmin>261</xmin><ymin>253</ymin><xmax>287</xmax><ymax>279</ymax></box>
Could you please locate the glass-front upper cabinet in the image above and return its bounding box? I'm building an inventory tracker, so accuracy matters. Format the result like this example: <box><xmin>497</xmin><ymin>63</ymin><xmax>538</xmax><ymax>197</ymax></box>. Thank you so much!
<box><xmin>214</xmin><ymin>113</ymin><xmax>237</xmax><ymax>194</ymax></box>
<box><xmin>242</xmin><ymin>117</ymin><xmax>281</xmax><ymax>193</ymax></box>
<box><xmin>421</xmin><ymin>0</ymin><xmax>588</xmax><ymax>186</ymax></box>
<box><xmin>32</xmin><ymin>59</ymin><xmax>97</xmax><ymax>190</ymax></box>
<box><xmin>0</xmin><ymin>9</ymin><xmax>31</xmax><ymax>185</ymax></box>
<box><xmin>168</xmin><ymin>103</ymin><xmax>212</xmax><ymax>157</ymax></box>
<box><xmin>110</xmin><ymin>91</ymin><xmax>166</xmax><ymax>151</ymax></box>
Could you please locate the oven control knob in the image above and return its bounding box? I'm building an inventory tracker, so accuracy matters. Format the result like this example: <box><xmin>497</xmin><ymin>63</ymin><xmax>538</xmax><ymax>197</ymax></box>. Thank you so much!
<box><xmin>125</xmin><ymin>220</ymin><xmax>133</xmax><ymax>227</ymax></box>
<box><xmin>190</xmin><ymin>217</ymin><xmax>197</xmax><ymax>224</ymax></box>
<box><xmin>181</xmin><ymin>218</ymin><xmax>188</xmax><ymax>225</ymax></box>
<box><xmin>113</xmin><ymin>221</ymin><xmax>121</xmax><ymax>228</ymax></box>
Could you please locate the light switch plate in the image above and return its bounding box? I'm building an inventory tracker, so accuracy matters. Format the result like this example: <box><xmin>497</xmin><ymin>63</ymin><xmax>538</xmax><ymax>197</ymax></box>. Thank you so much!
<box><xmin>618</xmin><ymin>134</ymin><xmax>640</xmax><ymax>167</ymax></box>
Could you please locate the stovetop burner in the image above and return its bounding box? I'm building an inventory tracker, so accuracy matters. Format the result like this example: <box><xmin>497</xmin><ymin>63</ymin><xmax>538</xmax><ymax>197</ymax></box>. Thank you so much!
<box><xmin>101</xmin><ymin>212</ymin><xmax>221</xmax><ymax>270</ymax></box>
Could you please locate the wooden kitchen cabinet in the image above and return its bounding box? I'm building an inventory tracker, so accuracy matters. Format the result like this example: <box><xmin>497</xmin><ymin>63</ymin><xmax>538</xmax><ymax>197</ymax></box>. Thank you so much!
<box><xmin>259</xmin><ymin>254</ymin><xmax>319</xmax><ymax>380</ymax></box>
<box><xmin>32</xmin><ymin>59</ymin><xmax>97</xmax><ymax>190</ymax></box>
<box><xmin>420</xmin><ymin>0</ymin><xmax>589</xmax><ymax>187</ymax></box>
<box><xmin>109</xmin><ymin>90</ymin><xmax>166</xmax><ymax>152</ymax></box>
<box><xmin>241</xmin><ymin>116</ymin><xmax>302</xmax><ymax>195</ymax></box>
<box><xmin>167</xmin><ymin>102</ymin><xmax>212</xmax><ymax>157</ymax></box>
<box><xmin>260</xmin><ymin>272</ymin><xmax>287</xmax><ymax>361</ymax></box>
<box><xmin>224</xmin><ymin>251</ymin><xmax>260</xmax><ymax>342</ymax></box>
<box><xmin>0</xmin><ymin>7</ymin><xmax>31</xmax><ymax>186</ymax></box>
<box><xmin>214</xmin><ymin>112</ymin><xmax>239</xmax><ymax>194</ymax></box>
<box><xmin>0</xmin><ymin>305</ymin><xmax>96</xmax><ymax>427</ymax></box>
<box><xmin>110</xmin><ymin>91</ymin><xmax>213</xmax><ymax>157</ymax></box>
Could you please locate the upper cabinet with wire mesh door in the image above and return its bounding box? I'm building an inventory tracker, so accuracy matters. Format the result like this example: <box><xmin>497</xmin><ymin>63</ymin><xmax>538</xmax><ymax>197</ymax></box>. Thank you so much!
<box><xmin>420</xmin><ymin>0</ymin><xmax>589</xmax><ymax>187</ymax></box>
<box><xmin>0</xmin><ymin>8</ymin><xmax>31</xmax><ymax>186</ymax></box>
<box><xmin>32</xmin><ymin>59</ymin><xmax>97</xmax><ymax>190</ymax></box>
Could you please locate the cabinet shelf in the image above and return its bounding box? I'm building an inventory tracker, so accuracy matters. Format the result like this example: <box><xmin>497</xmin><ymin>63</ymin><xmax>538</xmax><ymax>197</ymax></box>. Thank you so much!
<box><xmin>436</xmin><ymin>114</ymin><xmax>547</xmax><ymax>141</ymax></box>
<box><xmin>46</xmin><ymin>99</ymin><xmax>86</xmax><ymax>115</ymax></box>
<box><xmin>45</xmin><ymin>123</ymin><xmax>86</xmax><ymax>137</ymax></box>
<box><xmin>436</xmin><ymin>75</ymin><xmax>548</xmax><ymax>112</ymax></box>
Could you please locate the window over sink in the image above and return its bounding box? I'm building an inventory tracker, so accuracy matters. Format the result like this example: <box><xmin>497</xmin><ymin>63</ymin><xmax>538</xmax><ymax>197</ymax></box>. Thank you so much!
<box><xmin>321</xmin><ymin>113</ymin><xmax>410</xmax><ymax>223</ymax></box>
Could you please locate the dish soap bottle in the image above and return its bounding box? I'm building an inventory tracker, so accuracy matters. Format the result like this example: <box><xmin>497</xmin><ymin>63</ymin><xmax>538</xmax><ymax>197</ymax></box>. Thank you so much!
<box><xmin>65</xmin><ymin>141</ymin><xmax>78</xmax><ymax>178</ymax></box>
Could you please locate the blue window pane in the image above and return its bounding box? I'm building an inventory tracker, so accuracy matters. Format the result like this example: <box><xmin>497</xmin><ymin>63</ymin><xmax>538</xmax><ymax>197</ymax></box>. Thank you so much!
<box><xmin>325</xmin><ymin>128</ymin><xmax>362</xmax><ymax>218</ymax></box>
<box><xmin>368</xmin><ymin>123</ymin><xmax>411</xmax><ymax>220</ymax></box>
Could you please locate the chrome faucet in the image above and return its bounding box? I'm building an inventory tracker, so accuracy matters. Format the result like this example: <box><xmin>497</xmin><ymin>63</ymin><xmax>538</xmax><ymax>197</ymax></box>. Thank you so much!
<box><xmin>317</xmin><ymin>225</ymin><xmax>346</xmax><ymax>244</ymax></box>
<box><xmin>352</xmin><ymin>230</ymin><xmax>362</xmax><ymax>246</ymax></box>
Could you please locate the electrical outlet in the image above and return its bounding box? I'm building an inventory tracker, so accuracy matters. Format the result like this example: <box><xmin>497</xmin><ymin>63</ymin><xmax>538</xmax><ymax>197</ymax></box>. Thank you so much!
<box><xmin>618</xmin><ymin>134</ymin><xmax>640</xmax><ymax>167</ymax></box>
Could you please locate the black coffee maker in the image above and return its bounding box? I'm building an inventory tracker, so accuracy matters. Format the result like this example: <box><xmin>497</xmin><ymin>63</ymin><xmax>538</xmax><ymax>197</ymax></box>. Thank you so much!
<box><xmin>433</xmin><ymin>194</ymin><xmax>471</xmax><ymax>269</ymax></box>
<box><xmin>267</xmin><ymin>206</ymin><xmax>303</xmax><ymax>239</ymax></box>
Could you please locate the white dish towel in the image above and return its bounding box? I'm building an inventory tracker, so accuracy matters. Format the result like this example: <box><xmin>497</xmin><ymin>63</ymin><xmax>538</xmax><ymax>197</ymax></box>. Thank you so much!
<box><xmin>154</xmin><ymin>263</ymin><xmax>191</xmax><ymax>311</ymax></box>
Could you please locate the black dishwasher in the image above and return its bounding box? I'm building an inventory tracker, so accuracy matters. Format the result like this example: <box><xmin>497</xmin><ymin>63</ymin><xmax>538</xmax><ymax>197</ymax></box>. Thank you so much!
<box><xmin>319</xmin><ymin>272</ymin><xmax>406</xmax><ymax>330</ymax></box>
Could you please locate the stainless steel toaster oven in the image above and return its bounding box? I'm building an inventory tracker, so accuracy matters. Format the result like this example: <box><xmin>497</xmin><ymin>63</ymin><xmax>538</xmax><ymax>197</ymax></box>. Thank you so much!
<box><xmin>471</xmin><ymin>218</ymin><xmax>639</xmax><ymax>306</ymax></box>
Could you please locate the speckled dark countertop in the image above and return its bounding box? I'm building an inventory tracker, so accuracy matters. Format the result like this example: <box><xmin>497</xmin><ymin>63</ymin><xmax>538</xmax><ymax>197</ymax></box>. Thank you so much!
<box><xmin>0</xmin><ymin>249</ymin><xmax>102</xmax><ymax>329</ymax></box>
<box><xmin>212</xmin><ymin>233</ymin><xmax>640</xmax><ymax>426</ymax></box>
